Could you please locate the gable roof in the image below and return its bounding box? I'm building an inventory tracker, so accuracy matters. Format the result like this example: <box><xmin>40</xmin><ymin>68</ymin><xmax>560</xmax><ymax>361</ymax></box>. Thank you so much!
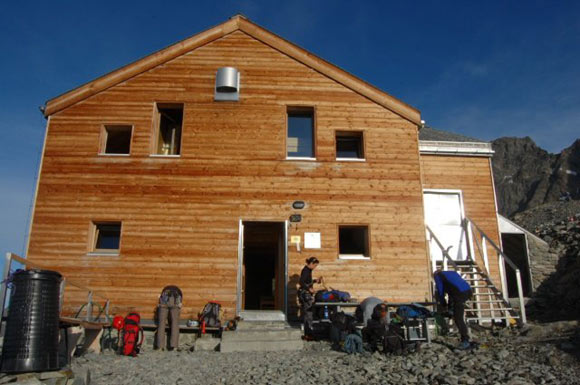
<box><xmin>43</xmin><ymin>15</ymin><xmax>421</xmax><ymax>125</ymax></box>
<box><xmin>419</xmin><ymin>126</ymin><xmax>486</xmax><ymax>143</ymax></box>
<box><xmin>418</xmin><ymin>126</ymin><xmax>494</xmax><ymax>157</ymax></box>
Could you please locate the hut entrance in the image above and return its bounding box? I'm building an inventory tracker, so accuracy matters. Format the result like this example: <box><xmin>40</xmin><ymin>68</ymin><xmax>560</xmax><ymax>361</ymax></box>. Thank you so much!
<box><xmin>239</xmin><ymin>221</ymin><xmax>286</xmax><ymax>312</ymax></box>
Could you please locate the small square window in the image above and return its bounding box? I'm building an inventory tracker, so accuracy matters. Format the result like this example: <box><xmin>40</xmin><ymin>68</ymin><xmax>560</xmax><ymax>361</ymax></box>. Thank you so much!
<box><xmin>101</xmin><ymin>125</ymin><xmax>132</xmax><ymax>155</ymax></box>
<box><xmin>154</xmin><ymin>104</ymin><xmax>183</xmax><ymax>155</ymax></box>
<box><xmin>339</xmin><ymin>225</ymin><xmax>369</xmax><ymax>258</ymax></box>
<box><xmin>287</xmin><ymin>107</ymin><xmax>314</xmax><ymax>158</ymax></box>
<box><xmin>336</xmin><ymin>131</ymin><xmax>364</xmax><ymax>159</ymax></box>
<box><xmin>91</xmin><ymin>222</ymin><xmax>121</xmax><ymax>253</ymax></box>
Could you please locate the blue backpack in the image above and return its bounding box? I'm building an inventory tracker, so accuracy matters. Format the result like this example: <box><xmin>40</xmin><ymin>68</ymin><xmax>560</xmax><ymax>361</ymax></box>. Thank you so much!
<box><xmin>396</xmin><ymin>304</ymin><xmax>432</xmax><ymax>319</ymax></box>
<box><xmin>316</xmin><ymin>289</ymin><xmax>351</xmax><ymax>302</ymax></box>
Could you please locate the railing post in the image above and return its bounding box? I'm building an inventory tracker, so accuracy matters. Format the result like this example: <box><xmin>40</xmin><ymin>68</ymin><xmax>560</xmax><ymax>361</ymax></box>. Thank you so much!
<box><xmin>465</xmin><ymin>219</ymin><xmax>477</xmax><ymax>263</ymax></box>
<box><xmin>498</xmin><ymin>251</ymin><xmax>508</xmax><ymax>301</ymax></box>
<box><xmin>105</xmin><ymin>300</ymin><xmax>110</xmax><ymax>321</ymax></box>
<box><xmin>59</xmin><ymin>279</ymin><xmax>66</xmax><ymax>316</ymax></box>
<box><xmin>482</xmin><ymin>237</ymin><xmax>490</xmax><ymax>274</ymax></box>
<box><xmin>86</xmin><ymin>291</ymin><xmax>93</xmax><ymax>322</ymax></box>
<box><xmin>515</xmin><ymin>269</ymin><xmax>527</xmax><ymax>324</ymax></box>
<box><xmin>0</xmin><ymin>253</ymin><xmax>13</xmax><ymax>334</ymax></box>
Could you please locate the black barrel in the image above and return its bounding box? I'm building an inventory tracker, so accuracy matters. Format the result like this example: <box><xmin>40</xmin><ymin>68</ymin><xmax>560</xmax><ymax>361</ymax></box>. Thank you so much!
<box><xmin>1</xmin><ymin>269</ymin><xmax>63</xmax><ymax>373</ymax></box>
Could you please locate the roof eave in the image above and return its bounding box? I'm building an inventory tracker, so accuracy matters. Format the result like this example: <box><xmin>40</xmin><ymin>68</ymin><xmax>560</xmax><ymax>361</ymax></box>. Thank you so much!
<box><xmin>419</xmin><ymin>140</ymin><xmax>494</xmax><ymax>157</ymax></box>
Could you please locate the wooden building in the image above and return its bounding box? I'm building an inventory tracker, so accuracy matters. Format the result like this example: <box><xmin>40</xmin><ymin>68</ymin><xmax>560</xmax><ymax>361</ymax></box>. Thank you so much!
<box><xmin>26</xmin><ymin>15</ymin><xmax>507</xmax><ymax>321</ymax></box>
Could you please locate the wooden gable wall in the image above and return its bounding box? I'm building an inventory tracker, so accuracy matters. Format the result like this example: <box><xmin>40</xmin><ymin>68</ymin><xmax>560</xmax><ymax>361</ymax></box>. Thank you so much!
<box><xmin>28</xmin><ymin>31</ymin><xmax>430</xmax><ymax>319</ymax></box>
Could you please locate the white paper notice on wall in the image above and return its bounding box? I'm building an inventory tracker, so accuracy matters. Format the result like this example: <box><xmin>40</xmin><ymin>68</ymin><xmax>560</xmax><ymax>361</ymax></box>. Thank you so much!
<box><xmin>304</xmin><ymin>232</ymin><xmax>321</xmax><ymax>249</ymax></box>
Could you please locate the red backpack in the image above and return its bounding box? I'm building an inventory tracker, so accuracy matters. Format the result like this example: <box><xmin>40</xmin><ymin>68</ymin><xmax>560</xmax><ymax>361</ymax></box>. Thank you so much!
<box><xmin>120</xmin><ymin>312</ymin><xmax>144</xmax><ymax>356</ymax></box>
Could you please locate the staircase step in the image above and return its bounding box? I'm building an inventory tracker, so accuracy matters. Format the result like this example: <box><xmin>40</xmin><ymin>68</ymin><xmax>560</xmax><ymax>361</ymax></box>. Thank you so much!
<box><xmin>220</xmin><ymin>339</ymin><xmax>303</xmax><ymax>353</ymax></box>
<box><xmin>468</xmin><ymin>300</ymin><xmax>505</xmax><ymax>304</ymax></box>
<box><xmin>467</xmin><ymin>316</ymin><xmax>519</xmax><ymax>321</ymax></box>
<box><xmin>219</xmin><ymin>319</ymin><xmax>304</xmax><ymax>353</ymax></box>
<box><xmin>239</xmin><ymin>310</ymin><xmax>286</xmax><ymax>322</ymax></box>
<box><xmin>466</xmin><ymin>308</ymin><xmax>514</xmax><ymax>312</ymax></box>
<box><xmin>236</xmin><ymin>321</ymin><xmax>288</xmax><ymax>330</ymax></box>
<box><xmin>221</xmin><ymin>328</ymin><xmax>302</xmax><ymax>342</ymax></box>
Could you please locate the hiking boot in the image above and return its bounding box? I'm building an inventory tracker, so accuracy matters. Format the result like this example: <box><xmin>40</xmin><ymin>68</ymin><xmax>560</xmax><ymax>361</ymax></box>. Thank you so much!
<box><xmin>302</xmin><ymin>335</ymin><xmax>315</xmax><ymax>342</ymax></box>
<box><xmin>457</xmin><ymin>341</ymin><xmax>471</xmax><ymax>350</ymax></box>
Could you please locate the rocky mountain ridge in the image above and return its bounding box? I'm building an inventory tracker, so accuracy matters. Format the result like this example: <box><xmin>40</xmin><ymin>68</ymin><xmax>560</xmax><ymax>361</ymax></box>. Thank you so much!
<box><xmin>492</xmin><ymin>137</ymin><xmax>580</xmax><ymax>217</ymax></box>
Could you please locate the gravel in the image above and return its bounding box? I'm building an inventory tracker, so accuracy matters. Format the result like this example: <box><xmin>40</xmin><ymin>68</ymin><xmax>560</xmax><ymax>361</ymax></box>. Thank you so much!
<box><xmin>70</xmin><ymin>325</ymin><xmax>580</xmax><ymax>385</ymax></box>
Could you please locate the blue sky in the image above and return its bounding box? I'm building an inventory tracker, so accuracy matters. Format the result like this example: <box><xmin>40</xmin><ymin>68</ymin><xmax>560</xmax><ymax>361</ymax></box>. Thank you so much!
<box><xmin>0</xmin><ymin>1</ymin><xmax>579</xmax><ymax>261</ymax></box>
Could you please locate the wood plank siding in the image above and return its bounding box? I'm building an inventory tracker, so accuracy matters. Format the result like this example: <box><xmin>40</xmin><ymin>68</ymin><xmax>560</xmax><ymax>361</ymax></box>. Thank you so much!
<box><xmin>420</xmin><ymin>155</ymin><xmax>503</xmax><ymax>287</ymax></box>
<box><xmin>28</xmin><ymin>30</ymin><xmax>431</xmax><ymax>319</ymax></box>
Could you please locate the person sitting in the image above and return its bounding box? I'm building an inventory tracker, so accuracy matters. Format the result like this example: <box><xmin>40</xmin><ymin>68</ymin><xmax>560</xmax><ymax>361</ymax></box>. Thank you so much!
<box><xmin>298</xmin><ymin>257</ymin><xmax>323</xmax><ymax>340</ymax></box>
<box><xmin>155</xmin><ymin>285</ymin><xmax>182</xmax><ymax>351</ymax></box>
<box><xmin>362</xmin><ymin>303</ymin><xmax>389</xmax><ymax>352</ymax></box>
<box><xmin>433</xmin><ymin>269</ymin><xmax>473</xmax><ymax>350</ymax></box>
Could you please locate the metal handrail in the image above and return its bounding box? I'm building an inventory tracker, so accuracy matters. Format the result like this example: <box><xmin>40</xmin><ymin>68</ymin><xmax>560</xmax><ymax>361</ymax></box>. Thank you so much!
<box><xmin>464</xmin><ymin>218</ymin><xmax>527</xmax><ymax>324</ymax></box>
<box><xmin>425</xmin><ymin>225</ymin><xmax>459</xmax><ymax>271</ymax></box>
<box><xmin>0</xmin><ymin>252</ymin><xmax>111</xmax><ymax>324</ymax></box>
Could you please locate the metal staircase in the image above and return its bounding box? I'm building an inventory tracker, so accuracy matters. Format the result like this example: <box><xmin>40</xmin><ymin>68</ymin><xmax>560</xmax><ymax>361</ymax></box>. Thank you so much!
<box><xmin>453</xmin><ymin>261</ymin><xmax>521</xmax><ymax>324</ymax></box>
<box><xmin>426</xmin><ymin>218</ymin><xmax>526</xmax><ymax>326</ymax></box>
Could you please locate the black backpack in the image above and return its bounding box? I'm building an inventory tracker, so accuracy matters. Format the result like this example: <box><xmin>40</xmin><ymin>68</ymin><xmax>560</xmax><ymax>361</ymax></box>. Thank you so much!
<box><xmin>200</xmin><ymin>302</ymin><xmax>221</xmax><ymax>328</ymax></box>
<box><xmin>330</xmin><ymin>311</ymin><xmax>357</xmax><ymax>333</ymax></box>
<box><xmin>383</xmin><ymin>323</ymin><xmax>406</xmax><ymax>355</ymax></box>
<box><xmin>362</xmin><ymin>318</ymin><xmax>388</xmax><ymax>352</ymax></box>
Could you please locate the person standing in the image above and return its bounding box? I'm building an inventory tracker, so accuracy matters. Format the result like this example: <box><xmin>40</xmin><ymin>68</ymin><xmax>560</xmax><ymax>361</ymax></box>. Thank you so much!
<box><xmin>155</xmin><ymin>285</ymin><xmax>183</xmax><ymax>351</ymax></box>
<box><xmin>434</xmin><ymin>270</ymin><xmax>473</xmax><ymax>350</ymax></box>
<box><xmin>298</xmin><ymin>257</ymin><xmax>323</xmax><ymax>340</ymax></box>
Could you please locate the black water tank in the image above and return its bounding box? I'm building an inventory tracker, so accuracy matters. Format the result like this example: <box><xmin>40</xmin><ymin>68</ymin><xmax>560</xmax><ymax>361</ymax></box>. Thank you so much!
<box><xmin>1</xmin><ymin>269</ymin><xmax>63</xmax><ymax>373</ymax></box>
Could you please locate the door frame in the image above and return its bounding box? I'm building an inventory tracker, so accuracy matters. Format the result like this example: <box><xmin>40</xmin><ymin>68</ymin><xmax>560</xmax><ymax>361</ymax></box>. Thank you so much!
<box><xmin>236</xmin><ymin>219</ymin><xmax>289</xmax><ymax>317</ymax></box>
<box><xmin>423</xmin><ymin>189</ymin><xmax>473</xmax><ymax>261</ymax></box>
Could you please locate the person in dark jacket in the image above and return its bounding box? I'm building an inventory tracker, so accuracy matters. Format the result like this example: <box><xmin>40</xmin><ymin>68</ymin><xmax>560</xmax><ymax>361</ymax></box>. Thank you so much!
<box><xmin>362</xmin><ymin>303</ymin><xmax>389</xmax><ymax>352</ymax></box>
<box><xmin>434</xmin><ymin>270</ymin><xmax>473</xmax><ymax>350</ymax></box>
<box><xmin>298</xmin><ymin>257</ymin><xmax>323</xmax><ymax>340</ymax></box>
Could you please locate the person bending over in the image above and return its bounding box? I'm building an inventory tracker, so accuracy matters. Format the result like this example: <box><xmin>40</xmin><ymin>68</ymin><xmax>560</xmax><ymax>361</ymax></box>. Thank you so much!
<box><xmin>155</xmin><ymin>285</ymin><xmax>182</xmax><ymax>351</ymax></box>
<box><xmin>434</xmin><ymin>270</ymin><xmax>473</xmax><ymax>350</ymax></box>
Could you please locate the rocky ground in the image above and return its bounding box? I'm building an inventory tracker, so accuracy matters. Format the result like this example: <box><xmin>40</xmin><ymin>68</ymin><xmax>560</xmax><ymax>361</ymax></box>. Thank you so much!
<box><xmin>513</xmin><ymin>201</ymin><xmax>580</xmax><ymax>232</ymax></box>
<box><xmin>67</xmin><ymin>323</ymin><xmax>580</xmax><ymax>385</ymax></box>
<box><xmin>510</xmin><ymin>201</ymin><xmax>580</xmax><ymax>322</ymax></box>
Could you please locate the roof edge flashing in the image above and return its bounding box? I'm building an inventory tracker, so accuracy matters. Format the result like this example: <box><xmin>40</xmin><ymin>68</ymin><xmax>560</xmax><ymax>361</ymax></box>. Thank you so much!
<box><xmin>419</xmin><ymin>140</ymin><xmax>494</xmax><ymax>157</ymax></box>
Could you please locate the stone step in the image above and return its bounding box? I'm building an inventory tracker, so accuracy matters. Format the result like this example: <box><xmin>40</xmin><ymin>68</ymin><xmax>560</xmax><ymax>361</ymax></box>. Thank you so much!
<box><xmin>239</xmin><ymin>310</ymin><xmax>286</xmax><ymax>322</ymax></box>
<box><xmin>221</xmin><ymin>328</ymin><xmax>302</xmax><ymax>342</ymax></box>
<box><xmin>236</xmin><ymin>321</ymin><xmax>288</xmax><ymax>331</ymax></box>
<box><xmin>220</xmin><ymin>339</ymin><xmax>303</xmax><ymax>353</ymax></box>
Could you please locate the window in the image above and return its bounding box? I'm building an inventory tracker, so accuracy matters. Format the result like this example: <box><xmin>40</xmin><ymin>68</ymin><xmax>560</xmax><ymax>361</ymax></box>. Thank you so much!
<box><xmin>287</xmin><ymin>107</ymin><xmax>314</xmax><ymax>158</ymax></box>
<box><xmin>338</xmin><ymin>225</ymin><xmax>369</xmax><ymax>259</ymax></box>
<box><xmin>90</xmin><ymin>222</ymin><xmax>121</xmax><ymax>254</ymax></box>
<box><xmin>154</xmin><ymin>103</ymin><xmax>183</xmax><ymax>156</ymax></box>
<box><xmin>336</xmin><ymin>131</ymin><xmax>364</xmax><ymax>160</ymax></box>
<box><xmin>100</xmin><ymin>125</ymin><xmax>132</xmax><ymax>155</ymax></box>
